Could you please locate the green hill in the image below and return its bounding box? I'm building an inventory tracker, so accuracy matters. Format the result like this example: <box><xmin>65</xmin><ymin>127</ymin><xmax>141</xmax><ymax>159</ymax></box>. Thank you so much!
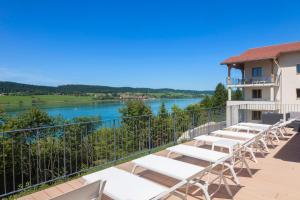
<box><xmin>0</xmin><ymin>81</ymin><xmax>213</xmax><ymax>96</ymax></box>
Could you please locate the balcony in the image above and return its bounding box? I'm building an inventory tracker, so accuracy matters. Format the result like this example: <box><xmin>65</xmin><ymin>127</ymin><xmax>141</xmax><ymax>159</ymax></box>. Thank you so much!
<box><xmin>227</xmin><ymin>76</ymin><xmax>278</xmax><ymax>87</ymax></box>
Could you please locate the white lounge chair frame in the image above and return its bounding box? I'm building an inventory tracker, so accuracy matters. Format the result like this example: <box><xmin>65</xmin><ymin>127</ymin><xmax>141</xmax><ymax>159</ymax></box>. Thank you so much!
<box><xmin>51</xmin><ymin>180</ymin><xmax>106</xmax><ymax>200</ymax></box>
<box><xmin>194</xmin><ymin>134</ymin><xmax>259</xmax><ymax>163</ymax></box>
<box><xmin>166</xmin><ymin>144</ymin><xmax>242</xmax><ymax>198</ymax></box>
<box><xmin>132</xmin><ymin>155</ymin><xmax>218</xmax><ymax>200</ymax></box>
<box><xmin>228</xmin><ymin>124</ymin><xmax>280</xmax><ymax>143</ymax></box>
<box><xmin>83</xmin><ymin>167</ymin><xmax>184</xmax><ymax>200</ymax></box>
<box><xmin>212</xmin><ymin>129</ymin><xmax>270</xmax><ymax>155</ymax></box>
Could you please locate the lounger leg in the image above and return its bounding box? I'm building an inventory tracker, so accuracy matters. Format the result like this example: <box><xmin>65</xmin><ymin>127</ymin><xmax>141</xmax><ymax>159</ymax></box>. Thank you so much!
<box><xmin>221</xmin><ymin>174</ymin><xmax>233</xmax><ymax>197</ymax></box>
<box><xmin>246</xmin><ymin>147</ymin><xmax>258</xmax><ymax>163</ymax></box>
<box><xmin>272</xmin><ymin>131</ymin><xmax>280</xmax><ymax>142</ymax></box>
<box><xmin>259</xmin><ymin>139</ymin><xmax>269</xmax><ymax>153</ymax></box>
<box><xmin>131</xmin><ymin>164</ymin><xmax>138</xmax><ymax>174</ymax></box>
<box><xmin>194</xmin><ymin>182</ymin><xmax>210</xmax><ymax>200</ymax></box>
<box><xmin>279</xmin><ymin>129</ymin><xmax>286</xmax><ymax>138</ymax></box>
<box><xmin>242</xmin><ymin>157</ymin><xmax>252</xmax><ymax>177</ymax></box>
<box><xmin>224</xmin><ymin>163</ymin><xmax>240</xmax><ymax>185</ymax></box>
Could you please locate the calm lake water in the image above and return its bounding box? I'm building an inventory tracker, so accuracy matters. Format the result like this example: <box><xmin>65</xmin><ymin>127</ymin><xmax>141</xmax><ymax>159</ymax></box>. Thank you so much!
<box><xmin>8</xmin><ymin>98</ymin><xmax>202</xmax><ymax>120</ymax></box>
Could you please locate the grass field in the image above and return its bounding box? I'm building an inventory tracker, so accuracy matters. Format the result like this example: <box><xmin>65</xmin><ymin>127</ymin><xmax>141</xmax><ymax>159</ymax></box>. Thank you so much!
<box><xmin>0</xmin><ymin>93</ymin><xmax>202</xmax><ymax>112</ymax></box>
<box><xmin>0</xmin><ymin>95</ymin><xmax>97</xmax><ymax>107</ymax></box>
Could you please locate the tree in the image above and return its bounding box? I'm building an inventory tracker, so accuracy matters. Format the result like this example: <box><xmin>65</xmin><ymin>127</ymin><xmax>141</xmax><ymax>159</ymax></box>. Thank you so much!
<box><xmin>4</xmin><ymin>107</ymin><xmax>53</xmax><ymax>130</ymax></box>
<box><xmin>119</xmin><ymin>100</ymin><xmax>152</xmax><ymax>118</ymax></box>
<box><xmin>232</xmin><ymin>89</ymin><xmax>243</xmax><ymax>100</ymax></box>
<box><xmin>200</xmin><ymin>95</ymin><xmax>213</xmax><ymax>108</ymax></box>
<box><xmin>158</xmin><ymin>103</ymin><xmax>168</xmax><ymax>118</ymax></box>
<box><xmin>211</xmin><ymin>83</ymin><xmax>227</xmax><ymax>107</ymax></box>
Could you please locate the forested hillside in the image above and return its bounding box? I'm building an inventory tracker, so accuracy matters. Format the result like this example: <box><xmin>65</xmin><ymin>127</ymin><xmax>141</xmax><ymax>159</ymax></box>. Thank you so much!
<box><xmin>0</xmin><ymin>81</ymin><xmax>213</xmax><ymax>96</ymax></box>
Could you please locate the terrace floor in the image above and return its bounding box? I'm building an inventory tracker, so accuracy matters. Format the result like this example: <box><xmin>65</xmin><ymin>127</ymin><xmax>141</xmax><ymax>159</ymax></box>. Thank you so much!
<box><xmin>19</xmin><ymin>128</ymin><xmax>300</xmax><ymax>200</ymax></box>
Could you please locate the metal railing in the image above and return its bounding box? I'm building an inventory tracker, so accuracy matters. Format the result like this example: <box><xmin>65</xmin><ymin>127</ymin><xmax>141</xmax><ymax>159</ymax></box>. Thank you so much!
<box><xmin>0</xmin><ymin>107</ymin><xmax>226</xmax><ymax>198</ymax></box>
<box><xmin>227</xmin><ymin>103</ymin><xmax>300</xmax><ymax>126</ymax></box>
<box><xmin>227</xmin><ymin>76</ymin><xmax>275</xmax><ymax>86</ymax></box>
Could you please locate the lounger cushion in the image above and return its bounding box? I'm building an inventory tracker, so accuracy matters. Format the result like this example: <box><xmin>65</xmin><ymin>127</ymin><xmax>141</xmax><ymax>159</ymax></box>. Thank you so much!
<box><xmin>212</xmin><ymin>130</ymin><xmax>254</xmax><ymax>139</ymax></box>
<box><xmin>133</xmin><ymin>155</ymin><xmax>205</xmax><ymax>180</ymax></box>
<box><xmin>167</xmin><ymin>144</ymin><xmax>229</xmax><ymax>163</ymax></box>
<box><xmin>195</xmin><ymin>135</ymin><xmax>244</xmax><ymax>144</ymax></box>
<box><xmin>83</xmin><ymin>167</ymin><xmax>168</xmax><ymax>200</ymax></box>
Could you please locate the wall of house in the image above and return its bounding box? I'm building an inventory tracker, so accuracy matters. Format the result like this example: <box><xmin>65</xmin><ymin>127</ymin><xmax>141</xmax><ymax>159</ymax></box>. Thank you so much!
<box><xmin>244</xmin><ymin>59</ymin><xmax>274</xmax><ymax>79</ymax></box>
<box><xmin>243</xmin><ymin>87</ymin><xmax>271</xmax><ymax>101</ymax></box>
<box><xmin>279</xmin><ymin>51</ymin><xmax>300</xmax><ymax>105</ymax></box>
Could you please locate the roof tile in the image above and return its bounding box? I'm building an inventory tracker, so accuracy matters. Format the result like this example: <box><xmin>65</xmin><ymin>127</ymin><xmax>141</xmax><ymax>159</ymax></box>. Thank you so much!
<box><xmin>221</xmin><ymin>41</ymin><xmax>300</xmax><ymax>64</ymax></box>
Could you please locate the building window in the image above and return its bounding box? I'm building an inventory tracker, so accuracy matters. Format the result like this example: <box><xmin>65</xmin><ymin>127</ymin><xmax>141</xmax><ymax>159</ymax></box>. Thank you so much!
<box><xmin>252</xmin><ymin>89</ymin><xmax>262</xmax><ymax>99</ymax></box>
<box><xmin>252</xmin><ymin>67</ymin><xmax>263</xmax><ymax>77</ymax></box>
<box><xmin>297</xmin><ymin>64</ymin><xmax>300</xmax><ymax>74</ymax></box>
<box><xmin>297</xmin><ymin>89</ymin><xmax>300</xmax><ymax>99</ymax></box>
<box><xmin>252</xmin><ymin>111</ymin><xmax>262</xmax><ymax>120</ymax></box>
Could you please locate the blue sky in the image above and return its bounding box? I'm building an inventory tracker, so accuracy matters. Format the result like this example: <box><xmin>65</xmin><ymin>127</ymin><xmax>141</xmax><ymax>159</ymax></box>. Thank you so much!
<box><xmin>0</xmin><ymin>0</ymin><xmax>300</xmax><ymax>90</ymax></box>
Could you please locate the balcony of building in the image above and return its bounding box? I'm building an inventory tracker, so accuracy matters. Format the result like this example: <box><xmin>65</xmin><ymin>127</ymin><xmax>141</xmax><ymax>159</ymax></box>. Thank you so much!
<box><xmin>226</xmin><ymin>76</ymin><xmax>278</xmax><ymax>88</ymax></box>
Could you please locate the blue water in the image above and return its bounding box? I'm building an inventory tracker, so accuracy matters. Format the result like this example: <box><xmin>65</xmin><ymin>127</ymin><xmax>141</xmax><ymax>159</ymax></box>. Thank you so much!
<box><xmin>40</xmin><ymin>98</ymin><xmax>201</xmax><ymax>120</ymax></box>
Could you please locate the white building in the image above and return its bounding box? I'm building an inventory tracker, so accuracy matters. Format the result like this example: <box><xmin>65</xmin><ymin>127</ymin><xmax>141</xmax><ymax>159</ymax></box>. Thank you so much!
<box><xmin>222</xmin><ymin>41</ymin><xmax>300</xmax><ymax>125</ymax></box>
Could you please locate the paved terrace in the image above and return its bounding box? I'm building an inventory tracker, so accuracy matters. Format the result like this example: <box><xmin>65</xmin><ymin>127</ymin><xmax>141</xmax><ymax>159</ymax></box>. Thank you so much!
<box><xmin>19</xmin><ymin>128</ymin><xmax>300</xmax><ymax>200</ymax></box>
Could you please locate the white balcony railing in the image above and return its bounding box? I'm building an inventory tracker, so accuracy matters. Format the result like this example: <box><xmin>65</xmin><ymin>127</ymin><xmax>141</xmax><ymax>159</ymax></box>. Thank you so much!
<box><xmin>227</xmin><ymin>76</ymin><xmax>277</xmax><ymax>86</ymax></box>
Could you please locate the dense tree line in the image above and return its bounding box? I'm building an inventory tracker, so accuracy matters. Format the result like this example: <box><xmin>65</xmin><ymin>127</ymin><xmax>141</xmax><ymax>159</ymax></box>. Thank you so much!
<box><xmin>0</xmin><ymin>81</ymin><xmax>213</xmax><ymax>96</ymax></box>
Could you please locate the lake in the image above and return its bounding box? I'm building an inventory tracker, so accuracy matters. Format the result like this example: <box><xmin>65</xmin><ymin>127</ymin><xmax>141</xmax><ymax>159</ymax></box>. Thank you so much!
<box><xmin>8</xmin><ymin>98</ymin><xmax>202</xmax><ymax>120</ymax></box>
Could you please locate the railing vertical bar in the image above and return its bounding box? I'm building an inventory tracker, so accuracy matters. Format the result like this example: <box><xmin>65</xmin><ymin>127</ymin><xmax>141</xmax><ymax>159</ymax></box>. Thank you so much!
<box><xmin>85</xmin><ymin>124</ymin><xmax>88</xmax><ymax>167</ymax></box>
<box><xmin>50</xmin><ymin>135</ymin><xmax>54</xmax><ymax>180</ymax></box>
<box><xmin>36</xmin><ymin>130</ymin><xmax>40</xmax><ymax>184</ymax></box>
<box><xmin>12</xmin><ymin>132</ymin><xmax>15</xmax><ymax>191</ymax></box>
<box><xmin>173</xmin><ymin>114</ymin><xmax>177</xmax><ymax>145</ymax></box>
<box><xmin>96</xmin><ymin>125</ymin><xmax>99</xmax><ymax>165</ymax></box>
<box><xmin>2</xmin><ymin>131</ymin><xmax>6</xmax><ymax>194</ymax></box>
<box><xmin>113</xmin><ymin>120</ymin><xmax>116</xmax><ymax>161</ymax></box>
<box><xmin>21</xmin><ymin>131</ymin><xmax>24</xmax><ymax>189</ymax></box>
<box><xmin>43</xmin><ymin>141</ymin><xmax>46</xmax><ymax>182</ymax></box>
<box><xmin>75</xmin><ymin>126</ymin><xmax>78</xmax><ymax>173</ymax></box>
<box><xmin>28</xmin><ymin>133</ymin><xmax>32</xmax><ymax>186</ymax></box>
<box><xmin>63</xmin><ymin>127</ymin><xmax>66</xmax><ymax>178</ymax></box>
<box><xmin>80</xmin><ymin>127</ymin><xmax>83</xmax><ymax>169</ymax></box>
<box><xmin>148</xmin><ymin>116</ymin><xmax>151</xmax><ymax>153</ymax></box>
<box><xmin>90</xmin><ymin>124</ymin><xmax>94</xmax><ymax>167</ymax></box>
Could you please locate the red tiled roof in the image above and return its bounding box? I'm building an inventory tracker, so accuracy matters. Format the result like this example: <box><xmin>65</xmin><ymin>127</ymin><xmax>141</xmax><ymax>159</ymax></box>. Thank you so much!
<box><xmin>221</xmin><ymin>41</ymin><xmax>300</xmax><ymax>65</ymax></box>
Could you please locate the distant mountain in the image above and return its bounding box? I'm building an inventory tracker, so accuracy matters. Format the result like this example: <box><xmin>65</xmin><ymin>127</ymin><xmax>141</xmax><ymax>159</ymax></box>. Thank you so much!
<box><xmin>0</xmin><ymin>81</ymin><xmax>214</xmax><ymax>96</ymax></box>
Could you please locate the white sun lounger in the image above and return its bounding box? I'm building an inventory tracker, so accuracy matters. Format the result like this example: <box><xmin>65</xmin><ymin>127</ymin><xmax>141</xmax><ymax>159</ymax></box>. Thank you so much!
<box><xmin>227</xmin><ymin>124</ymin><xmax>280</xmax><ymax>143</ymax></box>
<box><xmin>238</xmin><ymin>120</ymin><xmax>294</xmax><ymax>139</ymax></box>
<box><xmin>212</xmin><ymin>130</ymin><xmax>255</xmax><ymax>140</ymax></box>
<box><xmin>194</xmin><ymin>135</ymin><xmax>258</xmax><ymax>163</ymax></box>
<box><xmin>212</xmin><ymin>129</ymin><xmax>269</xmax><ymax>154</ymax></box>
<box><xmin>238</xmin><ymin>122</ymin><xmax>271</xmax><ymax>129</ymax></box>
<box><xmin>167</xmin><ymin>144</ymin><xmax>244</xmax><ymax>184</ymax></box>
<box><xmin>83</xmin><ymin>167</ymin><xmax>180</xmax><ymax>200</ymax></box>
<box><xmin>132</xmin><ymin>154</ymin><xmax>222</xmax><ymax>200</ymax></box>
<box><xmin>271</xmin><ymin>118</ymin><xmax>297</xmax><ymax>138</ymax></box>
<box><xmin>52</xmin><ymin>180</ymin><xmax>106</xmax><ymax>200</ymax></box>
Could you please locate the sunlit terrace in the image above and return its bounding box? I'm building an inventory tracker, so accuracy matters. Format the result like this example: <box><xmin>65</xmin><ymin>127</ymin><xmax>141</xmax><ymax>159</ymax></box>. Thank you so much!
<box><xmin>1</xmin><ymin>104</ymin><xmax>300</xmax><ymax>200</ymax></box>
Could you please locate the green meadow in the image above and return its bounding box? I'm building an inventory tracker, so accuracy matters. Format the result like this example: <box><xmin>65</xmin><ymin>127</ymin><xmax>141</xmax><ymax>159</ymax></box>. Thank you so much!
<box><xmin>0</xmin><ymin>95</ymin><xmax>97</xmax><ymax>108</ymax></box>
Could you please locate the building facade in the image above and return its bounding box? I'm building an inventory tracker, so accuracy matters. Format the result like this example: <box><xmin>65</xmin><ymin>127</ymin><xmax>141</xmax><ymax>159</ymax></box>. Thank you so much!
<box><xmin>222</xmin><ymin>41</ymin><xmax>300</xmax><ymax>125</ymax></box>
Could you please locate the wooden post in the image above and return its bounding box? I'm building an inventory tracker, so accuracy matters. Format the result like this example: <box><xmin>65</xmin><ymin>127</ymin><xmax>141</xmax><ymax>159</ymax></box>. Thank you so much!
<box><xmin>240</xmin><ymin>64</ymin><xmax>245</xmax><ymax>80</ymax></box>
<box><xmin>227</xmin><ymin>64</ymin><xmax>231</xmax><ymax>85</ymax></box>
<box><xmin>271</xmin><ymin>59</ymin><xmax>275</xmax><ymax>82</ymax></box>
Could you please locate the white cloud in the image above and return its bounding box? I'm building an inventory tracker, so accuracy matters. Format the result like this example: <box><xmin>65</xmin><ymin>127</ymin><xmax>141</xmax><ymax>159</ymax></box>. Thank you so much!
<box><xmin>0</xmin><ymin>67</ymin><xmax>64</xmax><ymax>86</ymax></box>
